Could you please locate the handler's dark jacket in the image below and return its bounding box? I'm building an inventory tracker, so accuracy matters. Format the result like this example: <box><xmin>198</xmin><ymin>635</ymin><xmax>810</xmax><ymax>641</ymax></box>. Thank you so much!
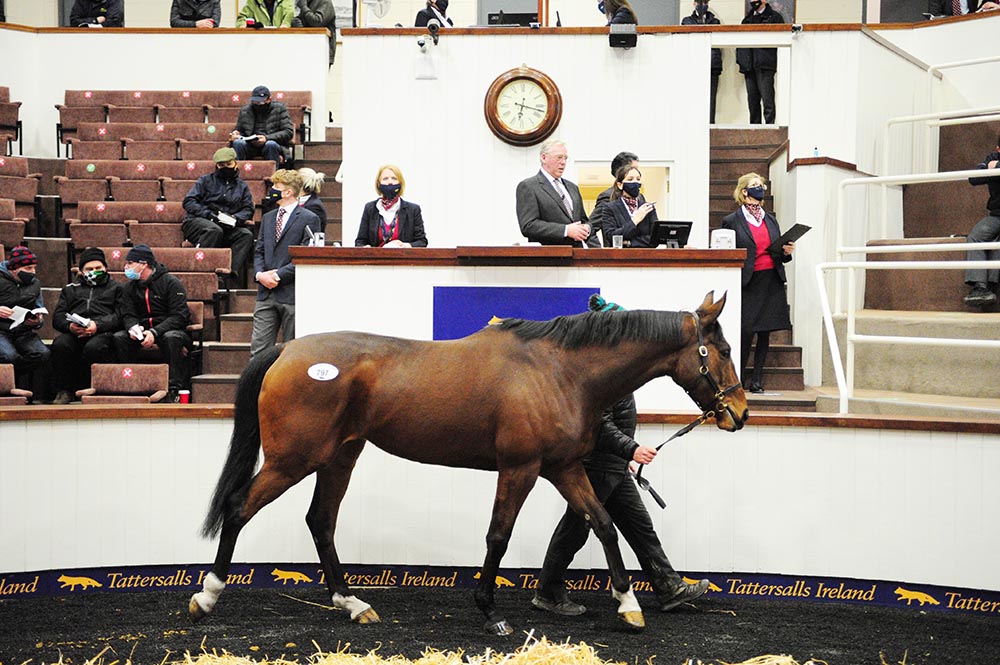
<box><xmin>233</xmin><ymin>101</ymin><xmax>294</xmax><ymax>160</ymax></box>
<box><xmin>183</xmin><ymin>170</ymin><xmax>255</xmax><ymax>224</ymax></box>
<box><xmin>0</xmin><ymin>263</ymin><xmax>43</xmax><ymax>334</ymax></box>
<box><xmin>120</xmin><ymin>264</ymin><xmax>190</xmax><ymax>337</ymax></box>
<box><xmin>584</xmin><ymin>394</ymin><xmax>640</xmax><ymax>475</ymax></box>
<box><xmin>736</xmin><ymin>4</ymin><xmax>784</xmax><ymax>73</ymax></box>
<box><xmin>53</xmin><ymin>275</ymin><xmax>124</xmax><ymax>335</ymax></box>
<box><xmin>969</xmin><ymin>150</ymin><xmax>1000</xmax><ymax>216</ymax></box>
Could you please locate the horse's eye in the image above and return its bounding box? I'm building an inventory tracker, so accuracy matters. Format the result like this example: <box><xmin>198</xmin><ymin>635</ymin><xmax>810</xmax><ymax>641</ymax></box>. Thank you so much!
<box><xmin>720</xmin><ymin>348</ymin><xmax>731</xmax><ymax>359</ymax></box>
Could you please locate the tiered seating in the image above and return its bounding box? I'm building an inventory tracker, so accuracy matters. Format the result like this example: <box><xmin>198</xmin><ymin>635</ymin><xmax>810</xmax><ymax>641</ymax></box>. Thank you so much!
<box><xmin>0</xmin><ymin>197</ymin><xmax>26</xmax><ymax>249</ymax></box>
<box><xmin>0</xmin><ymin>86</ymin><xmax>22</xmax><ymax>155</ymax></box>
<box><xmin>56</xmin><ymin>89</ymin><xmax>312</xmax><ymax>156</ymax></box>
<box><xmin>65</xmin><ymin>201</ymin><xmax>185</xmax><ymax>249</ymax></box>
<box><xmin>77</xmin><ymin>363</ymin><xmax>170</xmax><ymax>404</ymax></box>
<box><xmin>54</xmin><ymin>158</ymin><xmax>274</xmax><ymax>219</ymax></box>
<box><xmin>0</xmin><ymin>156</ymin><xmax>40</xmax><ymax>221</ymax></box>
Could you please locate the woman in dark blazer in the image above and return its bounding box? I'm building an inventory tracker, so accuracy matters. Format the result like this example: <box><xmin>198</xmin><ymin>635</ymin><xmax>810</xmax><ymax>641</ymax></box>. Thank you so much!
<box><xmin>720</xmin><ymin>172</ymin><xmax>794</xmax><ymax>393</ymax></box>
<box><xmin>355</xmin><ymin>164</ymin><xmax>428</xmax><ymax>248</ymax></box>
<box><xmin>297</xmin><ymin>167</ymin><xmax>328</xmax><ymax>233</ymax></box>
<box><xmin>604</xmin><ymin>0</ymin><xmax>638</xmax><ymax>23</ymax></box>
<box><xmin>601</xmin><ymin>164</ymin><xmax>657</xmax><ymax>247</ymax></box>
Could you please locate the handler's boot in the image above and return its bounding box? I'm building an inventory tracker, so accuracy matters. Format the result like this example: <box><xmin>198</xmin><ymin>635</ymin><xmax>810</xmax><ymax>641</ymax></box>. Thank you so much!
<box><xmin>658</xmin><ymin>578</ymin><xmax>710</xmax><ymax>612</ymax></box>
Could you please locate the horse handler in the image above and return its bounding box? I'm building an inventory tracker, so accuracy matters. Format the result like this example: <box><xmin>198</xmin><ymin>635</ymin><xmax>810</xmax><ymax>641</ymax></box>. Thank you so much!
<box><xmin>532</xmin><ymin>295</ymin><xmax>711</xmax><ymax>617</ymax></box>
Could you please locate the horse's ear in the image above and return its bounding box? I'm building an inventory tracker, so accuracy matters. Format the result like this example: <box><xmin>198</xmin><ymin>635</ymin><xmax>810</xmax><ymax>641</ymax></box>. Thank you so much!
<box><xmin>696</xmin><ymin>290</ymin><xmax>727</xmax><ymax>325</ymax></box>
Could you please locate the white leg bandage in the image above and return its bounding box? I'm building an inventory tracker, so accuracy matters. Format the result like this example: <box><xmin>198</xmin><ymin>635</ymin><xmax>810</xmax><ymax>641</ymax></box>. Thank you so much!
<box><xmin>192</xmin><ymin>572</ymin><xmax>226</xmax><ymax>614</ymax></box>
<box><xmin>612</xmin><ymin>585</ymin><xmax>641</xmax><ymax>614</ymax></box>
<box><xmin>331</xmin><ymin>592</ymin><xmax>373</xmax><ymax>620</ymax></box>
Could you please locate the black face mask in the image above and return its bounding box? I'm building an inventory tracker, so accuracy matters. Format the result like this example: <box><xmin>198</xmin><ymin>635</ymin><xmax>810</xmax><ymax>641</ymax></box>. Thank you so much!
<box><xmin>217</xmin><ymin>166</ymin><xmax>238</xmax><ymax>180</ymax></box>
<box><xmin>17</xmin><ymin>271</ymin><xmax>35</xmax><ymax>285</ymax></box>
<box><xmin>379</xmin><ymin>183</ymin><xmax>401</xmax><ymax>199</ymax></box>
<box><xmin>81</xmin><ymin>269</ymin><xmax>109</xmax><ymax>287</ymax></box>
<box><xmin>750</xmin><ymin>0</ymin><xmax>762</xmax><ymax>9</ymax></box>
<box><xmin>265</xmin><ymin>187</ymin><xmax>282</xmax><ymax>203</ymax></box>
<box><xmin>253</xmin><ymin>102</ymin><xmax>271</xmax><ymax>114</ymax></box>
<box><xmin>696</xmin><ymin>2</ymin><xmax>709</xmax><ymax>16</ymax></box>
<box><xmin>435</xmin><ymin>0</ymin><xmax>449</xmax><ymax>11</ymax></box>
<box><xmin>622</xmin><ymin>182</ymin><xmax>642</xmax><ymax>198</ymax></box>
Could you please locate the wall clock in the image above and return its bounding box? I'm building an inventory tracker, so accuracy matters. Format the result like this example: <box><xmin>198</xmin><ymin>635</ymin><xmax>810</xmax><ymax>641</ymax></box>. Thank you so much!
<box><xmin>484</xmin><ymin>65</ymin><xmax>562</xmax><ymax>146</ymax></box>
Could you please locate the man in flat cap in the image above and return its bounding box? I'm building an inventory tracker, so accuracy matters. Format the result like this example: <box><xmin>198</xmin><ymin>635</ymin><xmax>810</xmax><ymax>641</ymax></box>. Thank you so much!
<box><xmin>229</xmin><ymin>85</ymin><xmax>294</xmax><ymax>167</ymax></box>
<box><xmin>112</xmin><ymin>245</ymin><xmax>191</xmax><ymax>403</ymax></box>
<box><xmin>50</xmin><ymin>247</ymin><xmax>124</xmax><ymax>404</ymax></box>
<box><xmin>182</xmin><ymin>147</ymin><xmax>256</xmax><ymax>281</ymax></box>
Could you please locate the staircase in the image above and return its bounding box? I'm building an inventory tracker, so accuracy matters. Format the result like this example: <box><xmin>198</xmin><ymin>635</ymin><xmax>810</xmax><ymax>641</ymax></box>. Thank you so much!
<box><xmin>709</xmin><ymin>127</ymin><xmax>814</xmax><ymax>412</ymax></box>
<box><xmin>190</xmin><ymin>127</ymin><xmax>344</xmax><ymax>404</ymax></box>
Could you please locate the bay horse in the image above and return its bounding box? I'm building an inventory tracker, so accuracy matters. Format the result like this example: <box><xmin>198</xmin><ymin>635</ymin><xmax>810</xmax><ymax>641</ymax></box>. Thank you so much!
<box><xmin>190</xmin><ymin>292</ymin><xmax>748</xmax><ymax>634</ymax></box>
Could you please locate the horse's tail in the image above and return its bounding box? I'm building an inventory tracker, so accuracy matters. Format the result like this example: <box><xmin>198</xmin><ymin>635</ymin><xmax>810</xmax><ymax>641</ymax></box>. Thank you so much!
<box><xmin>201</xmin><ymin>344</ymin><xmax>284</xmax><ymax>538</ymax></box>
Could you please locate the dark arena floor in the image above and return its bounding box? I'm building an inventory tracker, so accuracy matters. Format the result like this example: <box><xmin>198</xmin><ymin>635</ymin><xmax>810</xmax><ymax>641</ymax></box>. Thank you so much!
<box><xmin>1</xmin><ymin>586</ymin><xmax>998</xmax><ymax>665</ymax></box>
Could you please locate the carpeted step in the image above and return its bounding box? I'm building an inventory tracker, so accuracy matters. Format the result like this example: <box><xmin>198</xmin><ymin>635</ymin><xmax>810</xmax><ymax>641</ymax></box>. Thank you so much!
<box><xmin>219</xmin><ymin>313</ymin><xmax>254</xmax><ymax>343</ymax></box>
<box><xmin>814</xmin><ymin>387</ymin><xmax>1000</xmax><ymax>421</ymax></box>
<box><xmin>202</xmin><ymin>342</ymin><xmax>250</xmax><ymax>375</ymax></box>
<box><xmin>748</xmin><ymin>388</ymin><xmax>818</xmax><ymax>413</ymax></box>
<box><xmin>863</xmin><ymin>237</ymin><xmax>979</xmax><ymax>313</ymax></box>
<box><xmin>190</xmin><ymin>373</ymin><xmax>238</xmax><ymax>404</ymax></box>
<box><xmin>746</xmin><ymin>344</ymin><xmax>802</xmax><ymax>369</ymax></box>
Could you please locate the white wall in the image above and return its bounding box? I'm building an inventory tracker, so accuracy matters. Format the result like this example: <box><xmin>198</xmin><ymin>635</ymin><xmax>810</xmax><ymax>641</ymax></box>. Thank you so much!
<box><xmin>0</xmin><ymin>27</ymin><xmax>329</xmax><ymax>159</ymax></box>
<box><xmin>341</xmin><ymin>31</ymin><xmax>714</xmax><ymax>247</ymax></box>
<box><xmin>2</xmin><ymin>416</ymin><xmax>997</xmax><ymax>593</ymax></box>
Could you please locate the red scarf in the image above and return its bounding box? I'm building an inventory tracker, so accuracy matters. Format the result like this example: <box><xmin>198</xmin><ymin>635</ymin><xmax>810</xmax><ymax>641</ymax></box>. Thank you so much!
<box><xmin>622</xmin><ymin>195</ymin><xmax>639</xmax><ymax>215</ymax></box>
<box><xmin>744</xmin><ymin>203</ymin><xmax>765</xmax><ymax>225</ymax></box>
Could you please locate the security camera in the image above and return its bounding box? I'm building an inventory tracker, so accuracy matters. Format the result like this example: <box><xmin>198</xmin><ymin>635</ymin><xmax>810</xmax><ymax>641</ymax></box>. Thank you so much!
<box><xmin>427</xmin><ymin>18</ymin><xmax>440</xmax><ymax>45</ymax></box>
<box><xmin>791</xmin><ymin>23</ymin><xmax>803</xmax><ymax>32</ymax></box>
<box><xmin>417</xmin><ymin>35</ymin><xmax>426</xmax><ymax>50</ymax></box>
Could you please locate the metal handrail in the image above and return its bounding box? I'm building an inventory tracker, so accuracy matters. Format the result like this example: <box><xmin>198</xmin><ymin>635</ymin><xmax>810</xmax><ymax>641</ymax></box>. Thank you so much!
<box><xmin>817</xmin><ymin>254</ymin><xmax>1000</xmax><ymax>414</ymax></box>
<box><xmin>834</xmin><ymin>168</ymin><xmax>1000</xmax><ymax>311</ymax></box>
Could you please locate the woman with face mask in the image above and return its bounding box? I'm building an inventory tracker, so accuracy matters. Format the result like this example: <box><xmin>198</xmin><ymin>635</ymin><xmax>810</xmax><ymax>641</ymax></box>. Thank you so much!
<box><xmin>720</xmin><ymin>172</ymin><xmax>794</xmax><ymax>393</ymax></box>
<box><xmin>355</xmin><ymin>165</ymin><xmax>428</xmax><ymax>248</ymax></box>
<box><xmin>415</xmin><ymin>0</ymin><xmax>452</xmax><ymax>27</ymax></box>
<box><xmin>602</xmin><ymin>165</ymin><xmax>657</xmax><ymax>247</ymax></box>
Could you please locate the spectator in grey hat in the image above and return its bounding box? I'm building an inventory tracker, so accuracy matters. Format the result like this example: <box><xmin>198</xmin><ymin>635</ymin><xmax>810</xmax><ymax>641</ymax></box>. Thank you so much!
<box><xmin>229</xmin><ymin>85</ymin><xmax>294</xmax><ymax>167</ymax></box>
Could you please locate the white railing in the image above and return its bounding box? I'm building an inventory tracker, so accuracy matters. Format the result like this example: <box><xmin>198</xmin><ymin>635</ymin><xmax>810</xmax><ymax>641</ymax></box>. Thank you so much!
<box><xmin>880</xmin><ymin>105</ymin><xmax>1000</xmax><ymax>179</ymax></box>
<box><xmin>816</xmin><ymin>243</ymin><xmax>1000</xmax><ymax>414</ymax></box>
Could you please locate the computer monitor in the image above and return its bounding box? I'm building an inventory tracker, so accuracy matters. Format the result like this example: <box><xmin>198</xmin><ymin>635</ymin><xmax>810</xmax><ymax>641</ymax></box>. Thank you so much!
<box><xmin>487</xmin><ymin>12</ymin><xmax>538</xmax><ymax>26</ymax></box>
<box><xmin>650</xmin><ymin>221</ymin><xmax>693</xmax><ymax>248</ymax></box>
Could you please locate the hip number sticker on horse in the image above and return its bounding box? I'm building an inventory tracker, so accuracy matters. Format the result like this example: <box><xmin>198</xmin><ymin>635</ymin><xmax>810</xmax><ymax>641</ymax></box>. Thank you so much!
<box><xmin>307</xmin><ymin>363</ymin><xmax>340</xmax><ymax>381</ymax></box>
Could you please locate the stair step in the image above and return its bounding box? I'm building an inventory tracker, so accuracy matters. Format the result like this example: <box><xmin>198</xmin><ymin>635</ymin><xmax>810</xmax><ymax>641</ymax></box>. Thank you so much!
<box><xmin>814</xmin><ymin>387</ymin><xmax>1000</xmax><ymax>421</ymax></box>
<box><xmin>745</xmin><ymin>344</ymin><xmax>802</xmax><ymax>368</ymax></box>
<box><xmin>748</xmin><ymin>388</ymin><xmax>818</xmax><ymax>413</ymax></box>
<box><xmin>325</xmin><ymin>127</ymin><xmax>342</xmax><ymax>142</ymax></box>
<box><xmin>202</xmin><ymin>342</ymin><xmax>251</xmax><ymax>374</ymax></box>
<box><xmin>191</xmin><ymin>373</ymin><xmax>239</xmax><ymax>404</ymax></box>
<box><xmin>325</xmin><ymin>221</ymin><xmax>343</xmax><ymax>244</ymax></box>
<box><xmin>228</xmin><ymin>289</ymin><xmax>258</xmax><ymax>314</ymax></box>
<box><xmin>300</xmin><ymin>158</ymin><xmax>342</xmax><ymax>175</ymax></box>
<box><xmin>302</xmin><ymin>142</ymin><xmax>342</xmax><ymax>161</ymax></box>
<box><xmin>710</xmin><ymin>143</ymin><xmax>784</xmax><ymax>154</ymax></box>
<box><xmin>746</xmin><ymin>367</ymin><xmax>805</xmax><ymax>391</ymax></box>
<box><xmin>710</xmin><ymin>127</ymin><xmax>788</xmax><ymax>147</ymax></box>
<box><xmin>710</xmin><ymin>160</ymin><xmax>773</xmax><ymax>181</ymax></box>
<box><xmin>219</xmin><ymin>313</ymin><xmax>254</xmax><ymax>343</ymax></box>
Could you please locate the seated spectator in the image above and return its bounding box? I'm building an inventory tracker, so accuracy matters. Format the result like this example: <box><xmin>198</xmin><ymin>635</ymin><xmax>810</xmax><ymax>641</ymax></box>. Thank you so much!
<box><xmin>238</xmin><ymin>0</ymin><xmax>295</xmax><ymax>26</ymax></box>
<box><xmin>230</xmin><ymin>85</ymin><xmax>294</xmax><ymax>167</ymax></box>
<box><xmin>415</xmin><ymin>0</ymin><xmax>453</xmax><ymax>27</ymax></box>
<box><xmin>170</xmin><ymin>0</ymin><xmax>220</xmax><ymax>27</ymax></box>
<box><xmin>251</xmin><ymin>170</ymin><xmax>321</xmax><ymax>357</ymax></box>
<box><xmin>962</xmin><ymin>136</ymin><xmax>1000</xmax><ymax>308</ymax></box>
<box><xmin>355</xmin><ymin>165</ymin><xmax>428</xmax><ymax>248</ymax></box>
<box><xmin>70</xmin><ymin>0</ymin><xmax>124</xmax><ymax>27</ymax></box>
<box><xmin>604</xmin><ymin>0</ymin><xmax>638</xmax><ymax>23</ymax></box>
<box><xmin>602</xmin><ymin>165</ymin><xmax>658</xmax><ymax>248</ymax></box>
<box><xmin>298</xmin><ymin>167</ymin><xmax>329</xmax><ymax>233</ymax></box>
<box><xmin>591</xmin><ymin>151</ymin><xmax>638</xmax><ymax>244</ymax></box>
<box><xmin>292</xmin><ymin>0</ymin><xmax>337</xmax><ymax>64</ymax></box>
<box><xmin>182</xmin><ymin>147</ymin><xmax>255</xmax><ymax>281</ymax></box>
<box><xmin>50</xmin><ymin>248</ymin><xmax>123</xmax><ymax>405</ymax></box>
<box><xmin>0</xmin><ymin>246</ymin><xmax>49</xmax><ymax>377</ymax></box>
<box><xmin>112</xmin><ymin>245</ymin><xmax>191</xmax><ymax>403</ymax></box>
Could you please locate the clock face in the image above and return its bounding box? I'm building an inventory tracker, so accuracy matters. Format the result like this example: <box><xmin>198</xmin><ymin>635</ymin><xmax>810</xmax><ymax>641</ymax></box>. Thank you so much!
<box><xmin>484</xmin><ymin>67</ymin><xmax>562</xmax><ymax>146</ymax></box>
<box><xmin>496</xmin><ymin>79</ymin><xmax>549</xmax><ymax>134</ymax></box>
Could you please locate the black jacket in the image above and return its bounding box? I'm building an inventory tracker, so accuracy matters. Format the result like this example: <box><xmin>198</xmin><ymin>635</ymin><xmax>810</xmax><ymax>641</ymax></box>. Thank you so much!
<box><xmin>928</xmin><ymin>0</ymin><xmax>980</xmax><ymax>15</ymax></box>
<box><xmin>608</xmin><ymin>6</ymin><xmax>637</xmax><ymax>24</ymax></box>
<box><xmin>120</xmin><ymin>265</ymin><xmax>190</xmax><ymax>337</ymax></box>
<box><xmin>233</xmin><ymin>101</ymin><xmax>294</xmax><ymax>157</ymax></box>
<box><xmin>292</xmin><ymin>0</ymin><xmax>337</xmax><ymax>64</ymax></box>
<box><xmin>720</xmin><ymin>208</ymin><xmax>792</xmax><ymax>286</ymax></box>
<box><xmin>53</xmin><ymin>276</ymin><xmax>123</xmax><ymax>335</ymax></box>
<box><xmin>682</xmin><ymin>9</ymin><xmax>723</xmax><ymax>74</ymax></box>
<box><xmin>414</xmin><ymin>8</ymin><xmax>453</xmax><ymax>26</ymax></box>
<box><xmin>170</xmin><ymin>0</ymin><xmax>221</xmax><ymax>27</ymax></box>
<box><xmin>183</xmin><ymin>171</ymin><xmax>255</xmax><ymax>224</ymax></box>
<box><xmin>0</xmin><ymin>265</ymin><xmax>42</xmax><ymax>334</ymax></box>
<box><xmin>736</xmin><ymin>4</ymin><xmax>784</xmax><ymax>73</ymax></box>
<box><xmin>356</xmin><ymin>200</ymin><xmax>428</xmax><ymax>247</ymax></box>
<box><xmin>601</xmin><ymin>195</ymin><xmax>658</xmax><ymax>248</ymax></box>
<box><xmin>969</xmin><ymin>150</ymin><xmax>1000</xmax><ymax>215</ymax></box>
<box><xmin>70</xmin><ymin>0</ymin><xmax>124</xmax><ymax>26</ymax></box>
<box><xmin>584</xmin><ymin>394</ymin><xmax>640</xmax><ymax>475</ymax></box>
<box><xmin>301</xmin><ymin>193</ymin><xmax>328</xmax><ymax>232</ymax></box>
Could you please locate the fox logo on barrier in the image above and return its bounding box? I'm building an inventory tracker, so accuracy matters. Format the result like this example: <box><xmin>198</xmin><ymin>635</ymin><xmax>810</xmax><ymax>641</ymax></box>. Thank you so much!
<box><xmin>684</xmin><ymin>576</ymin><xmax>723</xmax><ymax>593</ymax></box>
<box><xmin>895</xmin><ymin>586</ymin><xmax>939</xmax><ymax>606</ymax></box>
<box><xmin>270</xmin><ymin>568</ymin><xmax>313</xmax><ymax>585</ymax></box>
<box><xmin>58</xmin><ymin>575</ymin><xmax>103</xmax><ymax>591</ymax></box>
<box><xmin>473</xmin><ymin>571</ymin><xmax>515</xmax><ymax>587</ymax></box>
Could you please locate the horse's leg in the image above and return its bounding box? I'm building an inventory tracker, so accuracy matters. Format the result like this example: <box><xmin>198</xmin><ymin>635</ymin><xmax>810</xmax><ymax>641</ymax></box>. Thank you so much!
<box><xmin>474</xmin><ymin>463</ymin><xmax>541</xmax><ymax>636</ymax></box>
<box><xmin>547</xmin><ymin>463</ymin><xmax>644</xmax><ymax>631</ymax></box>
<box><xmin>190</xmin><ymin>462</ymin><xmax>314</xmax><ymax>620</ymax></box>
<box><xmin>305</xmin><ymin>439</ymin><xmax>380</xmax><ymax>624</ymax></box>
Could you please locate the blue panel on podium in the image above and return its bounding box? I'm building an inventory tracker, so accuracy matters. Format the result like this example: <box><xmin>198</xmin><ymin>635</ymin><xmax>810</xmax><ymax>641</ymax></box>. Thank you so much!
<box><xmin>432</xmin><ymin>286</ymin><xmax>597</xmax><ymax>341</ymax></box>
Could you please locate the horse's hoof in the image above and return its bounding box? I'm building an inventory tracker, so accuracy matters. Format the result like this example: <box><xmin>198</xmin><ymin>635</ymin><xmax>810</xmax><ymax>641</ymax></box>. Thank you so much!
<box><xmin>618</xmin><ymin>610</ymin><xmax>645</xmax><ymax>632</ymax></box>
<box><xmin>484</xmin><ymin>619</ymin><xmax>514</xmax><ymax>636</ymax></box>
<box><xmin>188</xmin><ymin>596</ymin><xmax>208</xmax><ymax>623</ymax></box>
<box><xmin>353</xmin><ymin>607</ymin><xmax>381</xmax><ymax>624</ymax></box>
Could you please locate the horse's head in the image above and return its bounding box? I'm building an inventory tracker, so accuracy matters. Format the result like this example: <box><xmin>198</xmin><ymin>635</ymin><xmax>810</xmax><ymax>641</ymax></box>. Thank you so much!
<box><xmin>674</xmin><ymin>291</ymin><xmax>748</xmax><ymax>431</ymax></box>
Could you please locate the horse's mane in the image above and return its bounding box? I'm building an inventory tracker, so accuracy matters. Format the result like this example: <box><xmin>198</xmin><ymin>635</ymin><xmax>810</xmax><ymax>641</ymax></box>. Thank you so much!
<box><xmin>495</xmin><ymin>310</ymin><xmax>687</xmax><ymax>350</ymax></box>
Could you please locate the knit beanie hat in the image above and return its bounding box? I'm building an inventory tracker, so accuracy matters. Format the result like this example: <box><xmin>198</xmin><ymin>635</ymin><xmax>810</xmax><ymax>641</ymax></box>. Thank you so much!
<box><xmin>588</xmin><ymin>293</ymin><xmax>626</xmax><ymax>312</ymax></box>
<box><xmin>125</xmin><ymin>244</ymin><xmax>156</xmax><ymax>264</ymax></box>
<box><xmin>7</xmin><ymin>245</ymin><xmax>37</xmax><ymax>271</ymax></box>
<box><xmin>78</xmin><ymin>247</ymin><xmax>107</xmax><ymax>270</ymax></box>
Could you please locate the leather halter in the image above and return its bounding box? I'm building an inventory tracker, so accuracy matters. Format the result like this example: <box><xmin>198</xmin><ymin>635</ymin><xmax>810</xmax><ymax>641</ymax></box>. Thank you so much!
<box><xmin>633</xmin><ymin>311</ymin><xmax>744</xmax><ymax>508</ymax></box>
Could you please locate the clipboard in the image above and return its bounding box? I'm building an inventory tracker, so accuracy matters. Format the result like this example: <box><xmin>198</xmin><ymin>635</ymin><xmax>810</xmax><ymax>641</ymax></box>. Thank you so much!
<box><xmin>767</xmin><ymin>223</ymin><xmax>811</xmax><ymax>253</ymax></box>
